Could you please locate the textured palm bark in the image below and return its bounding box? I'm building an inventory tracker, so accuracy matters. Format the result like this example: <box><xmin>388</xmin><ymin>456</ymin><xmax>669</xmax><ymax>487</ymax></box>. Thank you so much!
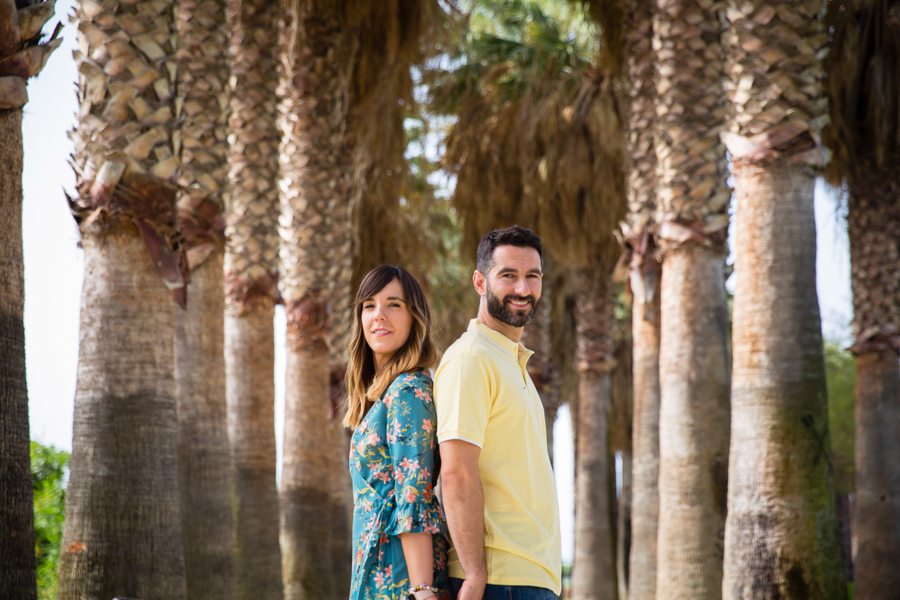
<box><xmin>174</xmin><ymin>252</ymin><xmax>236</xmax><ymax>600</ymax></box>
<box><xmin>0</xmin><ymin>108</ymin><xmax>36</xmax><ymax>600</ymax></box>
<box><xmin>224</xmin><ymin>1</ymin><xmax>283</xmax><ymax>598</ymax></box>
<box><xmin>1</xmin><ymin>8</ymin><xmax>63</xmax><ymax>590</ymax></box>
<box><xmin>656</xmin><ymin>245</ymin><xmax>730</xmax><ymax>600</ymax></box>
<box><xmin>628</xmin><ymin>272</ymin><xmax>660</xmax><ymax>600</ymax></box>
<box><xmin>58</xmin><ymin>228</ymin><xmax>186</xmax><ymax>600</ymax></box>
<box><xmin>853</xmin><ymin>350</ymin><xmax>900</xmax><ymax>600</ymax></box>
<box><xmin>652</xmin><ymin>1</ymin><xmax>731</xmax><ymax>597</ymax></box>
<box><xmin>572</xmin><ymin>268</ymin><xmax>617</xmax><ymax>600</ymax></box>
<box><xmin>225</xmin><ymin>299</ymin><xmax>283</xmax><ymax>600</ymax></box>
<box><xmin>278</xmin><ymin>4</ymin><xmax>355</xmax><ymax>597</ymax></box>
<box><xmin>846</xmin><ymin>163</ymin><xmax>900</xmax><ymax>600</ymax></box>
<box><xmin>723</xmin><ymin>162</ymin><xmax>845</xmax><ymax>600</ymax></box>
<box><xmin>173</xmin><ymin>1</ymin><xmax>236</xmax><ymax>597</ymax></box>
<box><xmin>722</xmin><ymin>2</ymin><xmax>844</xmax><ymax>597</ymax></box>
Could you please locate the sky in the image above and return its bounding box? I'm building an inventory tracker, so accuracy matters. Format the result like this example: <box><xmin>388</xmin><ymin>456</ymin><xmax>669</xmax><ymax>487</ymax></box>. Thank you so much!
<box><xmin>21</xmin><ymin>0</ymin><xmax>851</xmax><ymax>566</ymax></box>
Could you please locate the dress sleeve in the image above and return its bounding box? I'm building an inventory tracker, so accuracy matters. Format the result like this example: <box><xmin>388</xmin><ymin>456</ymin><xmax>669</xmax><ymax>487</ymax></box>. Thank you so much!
<box><xmin>382</xmin><ymin>373</ymin><xmax>444</xmax><ymax>537</ymax></box>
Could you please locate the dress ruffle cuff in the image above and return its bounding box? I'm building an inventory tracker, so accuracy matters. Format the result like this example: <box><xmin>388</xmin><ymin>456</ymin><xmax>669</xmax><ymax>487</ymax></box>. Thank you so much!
<box><xmin>384</xmin><ymin>498</ymin><xmax>445</xmax><ymax>537</ymax></box>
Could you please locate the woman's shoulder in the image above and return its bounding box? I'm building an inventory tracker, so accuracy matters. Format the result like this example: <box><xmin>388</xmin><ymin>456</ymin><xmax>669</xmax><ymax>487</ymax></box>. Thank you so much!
<box><xmin>385</xmin><ymin>370</ymin><xmax>433</xmax><ymax>397</ymax></box>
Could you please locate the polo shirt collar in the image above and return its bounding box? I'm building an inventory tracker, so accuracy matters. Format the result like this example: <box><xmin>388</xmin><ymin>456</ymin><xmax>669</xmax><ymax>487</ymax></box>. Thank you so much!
<box><xmin>467</xmin><ymin>318</ymin><xmax>534</xmax><ymax>363</ymax></box>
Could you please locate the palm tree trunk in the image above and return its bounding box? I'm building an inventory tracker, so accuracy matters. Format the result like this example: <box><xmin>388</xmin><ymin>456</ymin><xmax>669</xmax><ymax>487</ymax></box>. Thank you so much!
<box><xmin>611</xmin><ymin>331</ymin><xmax>633</xmax><ymax>600</ymax></box>
<box><xmin>174</xmin><ymin>1</ymin><xmax>236</xmax><ymax>597</ymax></box>
<box><xmin>225</xmin><ymin>298</ymin><xmax>283</xmax><ymax>600</ymax></box>
<box><xmin>572</xmin><ymin>267</ymin><xmax>618</xmax><ymax>600</ymax></box>
<box><xmin>1</xmin><ymin>3</ymin><xmax>60</xmax><ymax>594</ymax></box>
<box><xmin>58</xmin><ymin>227</ymin><xmax>186</xmax><ymax>600</ymax></box>
<box><xmin>652</xmin><ymin>0</ymin><xmax>732</xmax><ymax>595</ymax></box>
<box><xmin>278</xmin><ymin>3</ymin><xmax>355</xmax><ymax>598</ymax></box>
<box><xmin>175</xmin><ymin>251</ymin><xmax>237</xmax><ymax>600</ymax></box>
<box><xmin>657</xmin><ymin>245</ymin><xmax>730</xmax><ymax>600</ymax></box>
<box><xmin>723</xmin><ymin>162</ymin><xmax>845</xmax><ymax>600</ymax></box>
<box><xmin>224</xmin><ymin>0</ymin><xmax>283</xmax><ymax>596</ymax></box>
<box><xmin>853</xmin><ymin>350</ymin><xmax>900</xmax><ymax>599</ymax></box>
<box><xmin>0</xmin><ymin>104</ymin><xmax>36</xmax><ymax>600</ymax></box>
<box><xmin>628</xmin><ymin>264</ymin><xmax>660</xmax><ymax>600</ymax></box>
<box><xmin>846</xmin><ymin>167</ymin><xmax>900</xmax><ymax>600</ymax></box>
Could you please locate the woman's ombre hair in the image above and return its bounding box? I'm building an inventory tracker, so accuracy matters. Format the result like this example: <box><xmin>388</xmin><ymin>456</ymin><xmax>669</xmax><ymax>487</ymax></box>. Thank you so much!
<box><xmin>343</xmin><ymin>265</ymin><xmax>438</xmax><ymax>429</ymax></box>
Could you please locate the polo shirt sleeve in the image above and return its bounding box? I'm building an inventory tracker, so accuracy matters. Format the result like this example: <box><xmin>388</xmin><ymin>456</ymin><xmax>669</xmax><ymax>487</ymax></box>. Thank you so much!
<box><xmin>434</xmin><ymin>353</ymin><xmax>492</xmax><ymax>448</ymax></box>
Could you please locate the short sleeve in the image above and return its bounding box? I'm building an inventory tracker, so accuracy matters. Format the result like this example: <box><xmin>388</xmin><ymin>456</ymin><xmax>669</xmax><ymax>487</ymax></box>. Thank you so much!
<box><xmin>383</xmin><ymin>373</ymin><xmax>444</xmax><ymax>536</ymax></box>
<box><xmin>434</xmin><ymin>353</ymin><xmax>492</xmax><ymax>448</ymax></box>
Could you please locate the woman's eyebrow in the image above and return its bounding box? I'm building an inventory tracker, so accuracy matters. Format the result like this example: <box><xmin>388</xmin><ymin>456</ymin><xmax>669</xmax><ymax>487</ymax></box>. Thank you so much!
<box><xmin>386</xmin><ymin>296</ymin><xmax>406</xmax><ymax>302</ymax></box>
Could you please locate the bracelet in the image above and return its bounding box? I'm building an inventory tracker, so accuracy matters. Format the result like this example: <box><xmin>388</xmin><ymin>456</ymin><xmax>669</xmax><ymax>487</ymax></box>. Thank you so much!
<box><xmin>407</xmin><ymin>584</ymin><xmax>439</xmax><ymax>600</ymax></box>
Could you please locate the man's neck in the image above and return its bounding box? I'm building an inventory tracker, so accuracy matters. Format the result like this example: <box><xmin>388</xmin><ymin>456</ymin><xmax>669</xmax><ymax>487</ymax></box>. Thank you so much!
<box><xmin>476</xmin><ymin>302</ymin><xmax>524</xmax><ymax>344</ymax></box>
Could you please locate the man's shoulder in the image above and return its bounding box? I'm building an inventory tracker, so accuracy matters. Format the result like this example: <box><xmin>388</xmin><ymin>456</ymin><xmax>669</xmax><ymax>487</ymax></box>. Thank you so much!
<box><xmin>435</xmin><ymin>331</ymin><xmax>496</xmax><ymax>381</ymax></box>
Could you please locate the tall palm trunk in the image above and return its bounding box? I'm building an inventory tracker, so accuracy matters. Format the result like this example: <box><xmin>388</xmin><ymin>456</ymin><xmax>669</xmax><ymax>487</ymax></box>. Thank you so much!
<box><xmin>724</xmin><ymin>162</ymin><xmax>845</xmax><ymax>600</ymax></box>
<box><xmin>224</xmin><ymin>0</ymin><xmax>283</xmax><ymax>598</ymax></box>
<box><xmin>846</xmin><ymin>167</ymin><xmax>900</xmax><ymax>599</ymax></box>
<box><xmin>721</xmin><ymin>2</ymin><xmax>846</xmax><ymax>598</ymax></box>
<box><xmin>278</xmin><ymin>3</ymin><xmax>355</xmax><ymax>598</ymax></box>
<box><xmin>59</xmin><ymin>226</ymin><xmax>186</xmax><ymax>600</ymax></box>
<box><xmin>619</xmin><ymin>2</ymin><xmax>661</xmax><ymax>597</ymax></box>
<box><xmin>0</xmin><ymin>106</ymin><xmax>36</xmax><ymax>600</ymax></box>
<box><xmin>0</xmin><ymin>2</ymin><xmax>59</xmax><ymax>595</ymax></box>
<box><xmin>824</xmin><ymin>2</ymin><xmax>900</xmax><ymax>596</ymax></box>
<box><xmin>653</xmin><ymin>0</ymin><xmax>731</xmax><ymax>597</ymax></box>
<box><xmin>628</xmin><ymin>269</ymin><xmax>660</xmax><ymax>600</ymax></box>
<box><xmin>572</xmin><ymin>267</ymin><xmax>618</xmax><ymax>600</ymax></box>
<box><xmin>175</xmin><ymin>251</ymin><xmax>236</xmax><ymax>600</ymax></box>
<box><xmin>174</xmin><ymin>1</ymin><xmax>236</xmax><ymax>598</ymax></box>
<box><xmin>59</xmin><ymin>0</ymin><xmax>188</xmax><ymax>597</ymax></box>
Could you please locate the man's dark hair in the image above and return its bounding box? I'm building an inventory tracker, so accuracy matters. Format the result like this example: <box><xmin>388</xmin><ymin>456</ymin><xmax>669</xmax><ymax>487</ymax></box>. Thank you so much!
<box><xmin>476</xmin><ymin>226</ymin><xmax>544</xmax><ymax>276</ymax></box>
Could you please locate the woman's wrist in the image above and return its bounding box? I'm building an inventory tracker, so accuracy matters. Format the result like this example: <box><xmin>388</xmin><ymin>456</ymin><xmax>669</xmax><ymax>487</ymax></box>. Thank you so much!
<box><xmin>407</xmin><ymin>584</ymin><xmax>439</xmax><ymax>600</ymax></box>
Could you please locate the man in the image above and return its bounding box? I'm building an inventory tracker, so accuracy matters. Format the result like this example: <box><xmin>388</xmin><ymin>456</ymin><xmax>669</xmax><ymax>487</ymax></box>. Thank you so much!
<box><xmin>434</xmin><ymin>226</ymin><xmax>561</xmax><ymax>600</ymax></box>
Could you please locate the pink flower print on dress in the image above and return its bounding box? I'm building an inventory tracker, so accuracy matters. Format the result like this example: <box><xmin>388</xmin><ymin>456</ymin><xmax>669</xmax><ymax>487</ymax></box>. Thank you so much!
<box><xmin>414</xmin><ymin>386</ymin><xmax>432</xmax><ymax>404</ymax></box>
<box><xmin>403</xmin><ymin>515</ymin><xmax>414</xmax><ymax>530</ymax></box>
<box><xmin>366</xmin><ymin>432</ymin><xmax>382</xmax><ymax>447</ymax></box>
<box><xmin>399</xmin><ymin>457</ymin><xmax>419</xmax><ymax>478</ymax></box>
<box><xmin>387</xmin><ymin>420</ymin><xmax>401</xmax><ymax>445</ymax></box>
<box><xmin>404</xmin><ymin>486</ymin><xmax>418</xmax><ymax>503</ymax></box>
<box><xmin>422</xmin><ymin>419</ymin><xmax>433</xmax><ymax>433</ymax></box>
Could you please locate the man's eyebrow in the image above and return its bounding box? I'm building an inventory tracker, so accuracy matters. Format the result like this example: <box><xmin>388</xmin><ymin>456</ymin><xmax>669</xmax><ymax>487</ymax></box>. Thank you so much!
<box><xmin>495</xmin><ymin>267</ymin><xmax>543</xmax><ymax>275</ymax></box>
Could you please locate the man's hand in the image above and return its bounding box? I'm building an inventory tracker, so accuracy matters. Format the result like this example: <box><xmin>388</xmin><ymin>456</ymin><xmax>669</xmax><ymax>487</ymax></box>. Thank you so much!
<box><xmin>440</xmin><ymin>440</ymin><xmax>487</xmax><ymax>599</ymax></box>
<box><xmin>456</xmin><ymin>575</ymin><xmax>487</xmax><ymax>600</ymax></box>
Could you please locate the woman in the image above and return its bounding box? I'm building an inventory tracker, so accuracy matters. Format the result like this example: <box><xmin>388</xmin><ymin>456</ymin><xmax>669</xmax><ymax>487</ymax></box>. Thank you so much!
<box><xmin>344</xmin><ymin>265</ymin><xmax>450</xmax><ymax>600</ymax></box>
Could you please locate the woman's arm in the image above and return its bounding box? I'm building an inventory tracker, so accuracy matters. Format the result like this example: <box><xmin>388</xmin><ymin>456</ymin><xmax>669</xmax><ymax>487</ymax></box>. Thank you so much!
<box><xmin>400</xmin><ymin>532</ymin><xmax>435</xmax><ymax>592</ymax></box>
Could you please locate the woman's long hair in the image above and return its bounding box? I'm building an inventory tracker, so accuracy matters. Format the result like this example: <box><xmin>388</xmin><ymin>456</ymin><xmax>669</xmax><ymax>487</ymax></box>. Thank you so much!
<box><xmin>343</xmin><ymin>265</ymin><xmax>438</xmax><ymax>429</ymax></box>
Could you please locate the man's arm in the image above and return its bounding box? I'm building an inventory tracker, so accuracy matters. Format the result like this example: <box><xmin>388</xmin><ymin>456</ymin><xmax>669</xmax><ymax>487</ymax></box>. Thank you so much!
<box><xmin>440</xmin><ymin>439</ymin><xmax>486</xmax><ymax>600</ymax></box>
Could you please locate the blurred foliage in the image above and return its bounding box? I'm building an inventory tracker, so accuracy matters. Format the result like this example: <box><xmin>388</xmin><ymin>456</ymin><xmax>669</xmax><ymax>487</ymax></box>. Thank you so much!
<box><xmin>31</xmin><ymin>441</ymin><xmax>70</xmax><ymax>600</ymax></box>
<box><xmin>824</xmin><ymin>342</ymin><xmax>856</xmax><ymax>494</ymax></box>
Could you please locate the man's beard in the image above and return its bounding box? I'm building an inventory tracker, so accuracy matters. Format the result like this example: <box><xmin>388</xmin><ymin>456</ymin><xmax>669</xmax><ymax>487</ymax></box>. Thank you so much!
<box><xmin>486</xmin><ymin>283</ymin><xmax>539</xmax><ymax>328</ymax></box>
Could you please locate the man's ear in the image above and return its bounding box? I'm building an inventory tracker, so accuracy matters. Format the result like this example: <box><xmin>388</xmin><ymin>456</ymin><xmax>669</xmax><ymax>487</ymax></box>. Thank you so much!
<box><xmin>473</xmin><ymin>270</ymin><xmax>488</xmax><ymax>298</ymax></box>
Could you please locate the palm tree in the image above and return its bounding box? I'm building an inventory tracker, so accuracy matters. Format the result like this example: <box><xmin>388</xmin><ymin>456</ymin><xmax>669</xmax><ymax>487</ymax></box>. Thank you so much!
<box><xmin>223</xmin><ymin>0</ymin><xmax>284</xmax><ymax>598</ymax></box>
<box><xmin>0</xmin><ymin>1</ymin><xmax>59</xmax><ymax>596</ymax></box>
<box><xmin>57</xmin><ymin>1</ymin><xmax>189</xmax><ymax>598</ymax></box>
<box><xmin>824</xmin><ymin>1</ymin><xmax>900</xmax><ymax>597</ymax></box>
<box><xmin>645</xmin><ymin>1</ymin><xmax>734</xmax><ymax>597</ymax></box>
<box><xmin>610</xmin><ymin>323</ymin><xmax>633</xmax><ymax>600</ymax></box>
<box><xmin>612</xmin><ymin>1</ymin><xmax>661</xmax><ymax>596</ymax></box>
<box><xmin>720</xmin><ymin>1</ymin><xmax>846</xmax><ymax>598</ymax></box>
<box><xmin>277</xmin><ymin>2</ymin><xmax>438</xmax><ymax>596</ymax></box>
<box><xmin>173</xmin><ymin>1</ymin><xmax>236</xmax><ymax>598</ymax></box>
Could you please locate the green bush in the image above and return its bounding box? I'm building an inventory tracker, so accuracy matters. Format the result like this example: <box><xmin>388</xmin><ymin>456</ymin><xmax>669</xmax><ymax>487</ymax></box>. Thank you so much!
<box><xmin>31</xmin><ymin>441</ymin><xmax>70</xmax><ymax>600</ymax></box>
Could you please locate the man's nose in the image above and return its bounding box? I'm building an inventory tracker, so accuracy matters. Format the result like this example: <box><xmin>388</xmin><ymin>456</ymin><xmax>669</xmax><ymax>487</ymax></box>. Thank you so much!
<box><xmin>514</xmin><ymin>277</ymin><xmax>530</xmax><ymax>295</ymax></box>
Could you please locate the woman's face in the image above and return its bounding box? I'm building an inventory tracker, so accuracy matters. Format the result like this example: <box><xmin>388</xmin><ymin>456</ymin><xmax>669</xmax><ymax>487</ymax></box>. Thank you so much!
<box><xmin>361</xmin><ymin>278</ymin><xmax>414</xmax><ymax>371</ymax></box>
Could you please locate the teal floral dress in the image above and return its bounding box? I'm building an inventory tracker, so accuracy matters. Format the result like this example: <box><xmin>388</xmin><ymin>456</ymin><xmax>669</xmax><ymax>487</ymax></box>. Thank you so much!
<box><xmin>349</xmin><ymin>370</ymin><xmax>451</xmax><ymax>600</ymax></box>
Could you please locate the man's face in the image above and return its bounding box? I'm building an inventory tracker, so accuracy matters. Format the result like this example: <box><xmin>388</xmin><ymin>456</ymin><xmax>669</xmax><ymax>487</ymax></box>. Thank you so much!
<box><xmin>480</xmin><ymin>245</ymin><xmax>543</xmax><ymax>327</ymax></box>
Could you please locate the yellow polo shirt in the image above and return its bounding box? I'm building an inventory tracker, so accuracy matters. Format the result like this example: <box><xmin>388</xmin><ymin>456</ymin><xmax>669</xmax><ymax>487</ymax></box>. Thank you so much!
<box><xmin>434</xmin><ymin>319</ymin><xmax>561</xmax><ymax>594</ymax></box>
